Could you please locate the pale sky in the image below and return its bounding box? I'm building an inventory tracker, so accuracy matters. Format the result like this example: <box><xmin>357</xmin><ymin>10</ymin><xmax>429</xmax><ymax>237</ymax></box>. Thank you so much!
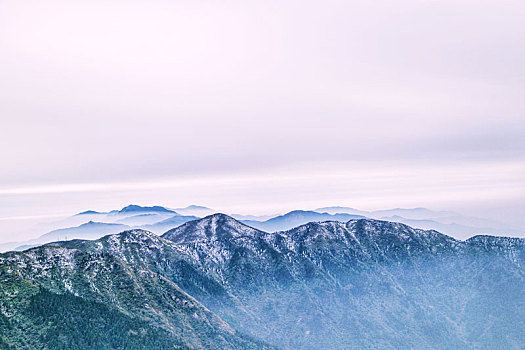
<box><xmin>0</xmin><ymin>0</ymin><xmax>524</xmax><ymax>239</ymax></box>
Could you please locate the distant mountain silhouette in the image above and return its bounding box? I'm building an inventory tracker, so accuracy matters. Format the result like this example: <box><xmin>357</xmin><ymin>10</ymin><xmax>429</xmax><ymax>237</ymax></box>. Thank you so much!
<box><xmin>241</xmin><ymin>210</ymin><xmax>365</xmax><ymax>232</ymax></box>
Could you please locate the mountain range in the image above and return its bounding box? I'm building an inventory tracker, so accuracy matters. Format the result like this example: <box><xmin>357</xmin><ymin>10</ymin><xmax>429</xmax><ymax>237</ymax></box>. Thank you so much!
<box><xmin>2</xmin><ymin>214</ymin><xmax>525</xmax><ymax>348</ymax></box>
<box><xmin>1</xmin><ymin>204</ymin><xmax>522</xmax><ymax>253</ymax></box>
<box><xmin>240</xmin><ymin>210</ymin><xmax>366</xmax><ymax>232</ymax></box>
<box><xmin>313</xmin><ymin>206</ymin><xmax>522</xmax><ymax>239</ymax></box>
<box><xmin>1</xmin><ymin>206</ymin><xmax>202</xmax><ymax>252</ymax></box>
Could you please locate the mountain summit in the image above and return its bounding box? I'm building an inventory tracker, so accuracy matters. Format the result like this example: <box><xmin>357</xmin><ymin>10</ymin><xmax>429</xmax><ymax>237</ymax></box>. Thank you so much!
<box><xmin>163</xmin><ymin>213</ymin><xmax>263</xmax><ymax>243</ymax></box>
<box><xmin>111</xmin><ymin>204</ymin><xmax>177</xmax><ymax>215</ymax></box>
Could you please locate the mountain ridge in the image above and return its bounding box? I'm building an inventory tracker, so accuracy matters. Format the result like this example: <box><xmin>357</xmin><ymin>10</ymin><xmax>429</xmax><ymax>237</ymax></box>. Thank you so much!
<box><xmin>0</xmin><ymin>227</ymin><xmax>275</xmax><ymax>349</ymax></box>
<box><xmin>4</xmin><ymin>204</ymin><xmax>520</xmax><ymax>254</ymax></box>
<box><xmin>3</xmin><ymin>214</ymin><xmax>525</xmax><ymax>348</ymax></box>
<box><xmin>240</xmin><ymin>210</ymin><xmax>366</xmax><ymax>232</ymax></box>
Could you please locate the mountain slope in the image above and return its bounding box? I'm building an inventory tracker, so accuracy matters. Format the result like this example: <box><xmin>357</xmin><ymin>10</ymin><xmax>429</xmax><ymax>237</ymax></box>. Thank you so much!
<box><xmin>0</xmin><ymin>276</ymin><xmax>186</xmax><ymax>349</ymax></box>
<box><xmin>162</xmin><ymin>215</ymin><xmax>525</xmax><ymax>349</ymax></box>
<box><xmin>0</xmin><ymin>230</ymin><xmax>274</xmax><ymax>350</ymax></box>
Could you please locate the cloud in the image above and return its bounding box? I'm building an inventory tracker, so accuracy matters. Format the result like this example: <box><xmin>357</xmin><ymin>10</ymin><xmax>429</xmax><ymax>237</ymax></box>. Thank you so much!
<box><xmin>0</xmin><ymin>0</ymin><xmax>523</xmax><ymax>235</ymax></box>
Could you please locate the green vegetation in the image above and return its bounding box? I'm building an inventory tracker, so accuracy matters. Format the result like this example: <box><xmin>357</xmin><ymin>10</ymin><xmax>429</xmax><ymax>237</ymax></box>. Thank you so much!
<box><xmin>2</xmin><ymin>289</ymin><xmax>186</xmax><ymax>349</ymax></box>
<box><xmin>0</xmin><ymin>233</ymin><xmax>274</xmax><ymax>350</ymax></box>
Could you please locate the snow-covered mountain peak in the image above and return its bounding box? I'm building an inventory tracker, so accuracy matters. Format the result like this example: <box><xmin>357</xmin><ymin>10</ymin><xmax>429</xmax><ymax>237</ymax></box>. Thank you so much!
<box><xmin>162</xmin><ymin>213</ymin><xmax>263</xmax><ymax>244</ymax></box>
<box><xmin>111</xmin><ymin>228</ymin><xmax>159</xmax><ymax>241</ymax></box>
